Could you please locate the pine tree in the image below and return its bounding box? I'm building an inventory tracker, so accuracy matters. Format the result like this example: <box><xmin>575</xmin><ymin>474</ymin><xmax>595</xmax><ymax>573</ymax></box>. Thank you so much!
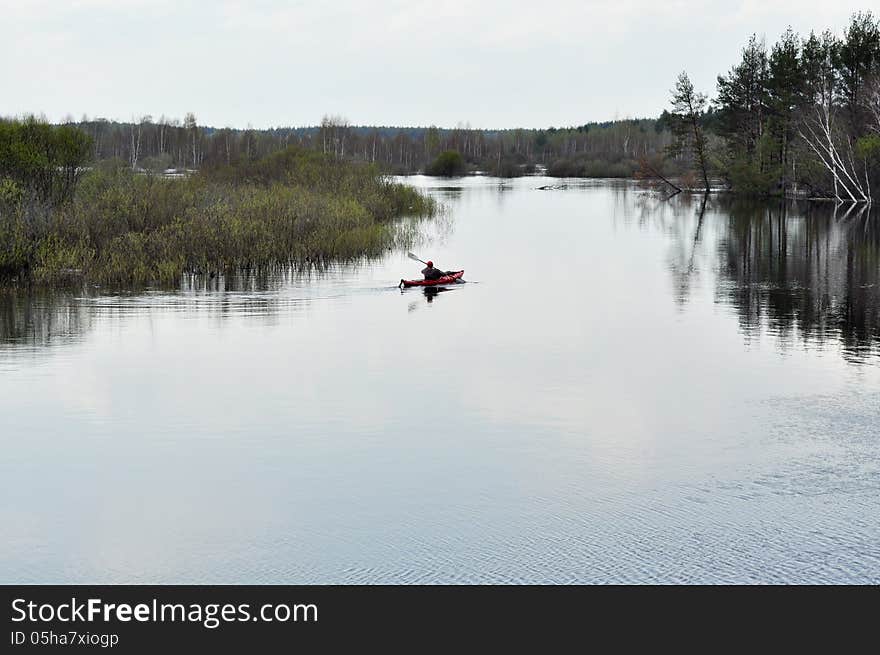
<box><xmin>837</xmin><ymin>11</ymin><xmax>880</xmax><ymax>132</ymax></box>
<box><xmin>768</xmin><ymin>28</ymin><xmax>806</xmax><ymax>192</ymax></box>
<box><xmin>668</xmin><ymin>71</ymin><xmax>711</xmax><ymax>193</ymax></box>
<box><xmin>716</xmin><ymin>35</ymin><xmax>770</xmax><ymax>160</ymax></box>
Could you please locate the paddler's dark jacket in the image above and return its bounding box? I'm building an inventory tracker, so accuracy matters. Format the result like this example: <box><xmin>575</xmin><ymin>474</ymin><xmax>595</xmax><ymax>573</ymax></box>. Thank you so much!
<box><xmin>422</xmin><ymin>265</ymin><xmax>445</xmax><ymax>280</ymax></box>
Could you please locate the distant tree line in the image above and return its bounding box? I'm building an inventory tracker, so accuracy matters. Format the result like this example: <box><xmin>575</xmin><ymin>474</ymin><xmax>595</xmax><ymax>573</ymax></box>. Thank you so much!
<box><xmin>668</xmin><ymin>11</ymin><xmax>880</xmax><ymax>200</ymax></box>
<box><xmin>1</xmin><ymin>113</ymin><xmax>673</xmax><ymax>180</ymax></box>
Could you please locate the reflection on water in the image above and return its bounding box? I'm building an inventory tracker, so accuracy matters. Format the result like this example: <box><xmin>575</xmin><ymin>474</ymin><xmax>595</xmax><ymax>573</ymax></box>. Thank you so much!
<box><xmin>5</xmin><ymin>193</ymin><xmax>877</xmax><ymax>365</ymax></box>
<box><xmin>0</xmin><ymin>290</ymin><xmax>92</xmax><ymax>349</ymax></box>
<box><xmin>2</xmin><ymin>177</ymin><xmax>879</xmax><ymax>584</ymax></box>
<box><xmin>716</xmin><ymin>200</ymin><xmax>879</xmax><ymax>364</ymax></box>
<box><xmin>644</xmin><ymin>193</ymin><xmax>880</xmax><ymax>365</ymax></box>
<box><xmin>0</xmin><ymin>266</ymin><xmax>389</xmax><ymax>351</ymax></box>
<box><xmin>404</xmin><ymin>286</ymin><xmax>459</xmax><ymax>313</ymax></box>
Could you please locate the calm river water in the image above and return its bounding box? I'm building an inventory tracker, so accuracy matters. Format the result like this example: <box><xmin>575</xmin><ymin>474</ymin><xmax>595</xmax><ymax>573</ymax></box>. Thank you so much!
<box><xmin>2</xmin><ymin>176</ymin><xmax>879</xmax><ymax>583</ymax></box>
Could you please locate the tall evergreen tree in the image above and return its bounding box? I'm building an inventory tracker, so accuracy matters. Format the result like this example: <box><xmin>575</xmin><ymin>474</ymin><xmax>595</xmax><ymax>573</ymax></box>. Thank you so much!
<box><xmin>837</xmin><ymin>11</ymin><xmax>880</xmax><ymax>132</ymax></box>
<box><xmin>800</xmin><ymin>30</ymin><xmax>839</xmax><ymax>108</ymax></box>
<box><xmin>716</xmin><ymin>35</ymin><xmax>770</xmax><ymax>159</ymax></box>
<box><xmin>768</xmin><ymin>28</ymin><xmax>806</xmax><ymax>192</ymax></box>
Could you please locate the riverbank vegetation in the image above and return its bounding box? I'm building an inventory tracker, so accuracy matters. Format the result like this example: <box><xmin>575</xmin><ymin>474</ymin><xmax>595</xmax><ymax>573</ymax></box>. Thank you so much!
<box><xmin>667</xmin><ymin>11</ymin><xmax>880</xmax><ymax>200</ymax></box>
<box><xmin>0</xmin><ymin>121</ymin><xmax>435</xmax><ymax>286</ymax></box>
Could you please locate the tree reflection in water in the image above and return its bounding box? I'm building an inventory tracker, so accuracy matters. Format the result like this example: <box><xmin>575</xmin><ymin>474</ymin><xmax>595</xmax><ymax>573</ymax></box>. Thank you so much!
<box><xmin>668</xmin><ymin>195</ymin><xmax>880</xmax><ymax>364</ymax></box>
<box><xmin>0</xmin><ymin>289</ymin><xmax>92</xmax><ymax>348</ymax></box>
<box><xmin>2</xmin><ymin>189</ymin><xmax>878</xmax><ymax>366</ymax></box>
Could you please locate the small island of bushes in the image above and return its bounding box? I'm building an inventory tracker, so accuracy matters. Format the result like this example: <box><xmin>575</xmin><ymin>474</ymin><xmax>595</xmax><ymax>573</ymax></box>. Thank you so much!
<box><xmin>0</xmin><ymin>119</ymin><xmax>435</xmax><ymax>287</ymax></box>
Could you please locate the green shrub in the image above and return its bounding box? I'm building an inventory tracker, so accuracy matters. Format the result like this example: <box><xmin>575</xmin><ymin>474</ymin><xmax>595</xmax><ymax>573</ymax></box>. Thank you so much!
<box><xmin>0</xmin><ymin>118</ymin><xmax>92</xmax><ymax>204</ymax></box>
<box><xmin>426</xmin><ymin>150</ymin><xmax>466</xmax><ymax>177</ymax></box>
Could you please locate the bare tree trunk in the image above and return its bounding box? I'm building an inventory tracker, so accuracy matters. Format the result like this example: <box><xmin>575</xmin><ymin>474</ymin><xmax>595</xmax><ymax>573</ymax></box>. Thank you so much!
<box><xmin>799</xmin><ymin>102</ymin><xmax>869</xmax><ymax>202</ymax></box>
<box><xmin>129</xmin><ymin>120</ymin><xmax>141</xmax><ymax>169</ymax></box>
<box><xmin>687</xmin><ymin>101</ymin><xmax>710</xmax><ymax>193</ymax></box>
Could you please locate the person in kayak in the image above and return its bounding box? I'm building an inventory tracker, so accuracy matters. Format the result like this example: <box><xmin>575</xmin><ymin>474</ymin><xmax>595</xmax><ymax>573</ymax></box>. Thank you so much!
<box><xmin>421</xmin><ymin>261</ymin><xmax>445</xmax><ymax>281</ymax></box>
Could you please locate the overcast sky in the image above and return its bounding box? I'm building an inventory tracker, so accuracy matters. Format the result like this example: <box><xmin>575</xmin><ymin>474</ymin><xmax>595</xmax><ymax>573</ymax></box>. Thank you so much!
<box><xmin>1</xmin><ymin>0</ymin><xmax>873</xmax><ymax>129</ymax></box>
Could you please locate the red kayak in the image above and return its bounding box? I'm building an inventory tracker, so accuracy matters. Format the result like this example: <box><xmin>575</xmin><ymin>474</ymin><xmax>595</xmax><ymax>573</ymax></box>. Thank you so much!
<box><xmin>399</xmin><ymin>270</ymin><xmax>464</xmax><ymax>288</ymax></box>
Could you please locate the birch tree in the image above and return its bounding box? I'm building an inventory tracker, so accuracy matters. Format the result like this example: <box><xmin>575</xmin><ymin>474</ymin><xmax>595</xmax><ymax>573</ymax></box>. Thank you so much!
<box><xmin>798</xmin><ymin>90</ymin><xmax>871</xmax><ymax>201</ymax></box>
<box><xmin>798</xmin><ymin>33</ymin><xmax>873</xmax><ymax>202</ymax></box>
<box><xmin>184</xmin><ymin>112</ymin><xmax>199</xmax><ymax>168</ymax></box>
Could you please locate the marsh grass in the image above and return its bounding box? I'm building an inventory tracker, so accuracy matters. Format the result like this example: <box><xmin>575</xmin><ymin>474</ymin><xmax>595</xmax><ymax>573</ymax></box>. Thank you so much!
<box><xmin>0</xmin><ymin>147</ymin><xmax>435</xmax><ymax>287</ymax></box>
